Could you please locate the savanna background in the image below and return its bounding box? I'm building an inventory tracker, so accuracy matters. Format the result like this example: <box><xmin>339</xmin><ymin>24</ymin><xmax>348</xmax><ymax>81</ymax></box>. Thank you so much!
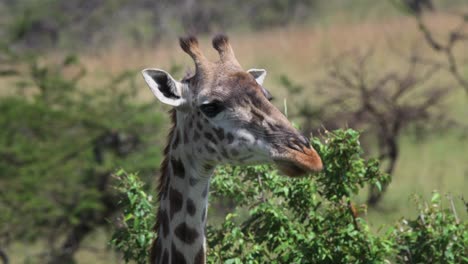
<box><xmin>0</xmin><ymin>0</ymin><xmax>466</xmax><ymax>263</ymax></box>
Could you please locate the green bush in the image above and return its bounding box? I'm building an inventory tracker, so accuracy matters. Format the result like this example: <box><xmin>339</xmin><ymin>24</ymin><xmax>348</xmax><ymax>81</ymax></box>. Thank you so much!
<box><xmin>208</xmin><ymin>129</ymin><xmax>390</xmax><ymax>263</ymax></box>
<box><xmin>111</xmin><ymin>129</ymin><xmax>466</xmax><ymax>263</ymax></box>
<box><xmin>392</xmin><ymin>193</ymin><xmax>467</xmax><ymax>263</ymax></box>
<box><xmin>0</xmin><ymin>50</ymin><xmax>164</xmax><ymax>262</ymax></box>
<box><xmin>111</xmin><ymin>169</ymin><xmax>156</xmax><ymax>263</ymax></box>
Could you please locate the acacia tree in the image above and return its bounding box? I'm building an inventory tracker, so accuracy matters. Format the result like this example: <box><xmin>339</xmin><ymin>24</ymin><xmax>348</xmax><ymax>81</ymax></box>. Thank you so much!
<box><xmin>392</xmin><ymin>0</ymin><xmax>468</xmax><ymax>94</ymax></box>
<box><xmin>0</xmin><ymin>45</ymin><xmax>165</xmax><ymax>263</ymax></box>
<box><xmin>315</xmin><ymin>50</ymin><xmax>452</xmax><ymax>205</ymax></box>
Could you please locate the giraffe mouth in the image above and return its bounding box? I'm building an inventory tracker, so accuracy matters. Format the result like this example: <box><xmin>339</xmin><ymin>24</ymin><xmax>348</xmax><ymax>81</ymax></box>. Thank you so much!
<box><xmin>273</xmin><ymin>147</ymin><xmax>323</xmax><ymax>177</ymax></box>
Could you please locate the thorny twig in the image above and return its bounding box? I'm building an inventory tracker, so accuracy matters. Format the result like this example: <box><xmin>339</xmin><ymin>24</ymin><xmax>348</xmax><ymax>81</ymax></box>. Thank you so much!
<box><xmin>347</xmin><ymin>200</ymin><xmax>360</xmax><ymax>231</ymax></box>
<box><xmin>447</xmin><ymin>195</ymin><xmax>460</xmax><ymax>224</ymax></box>
<box><xmin>415</xmin><ymin>11</ymin><xmax>468</xmax><ymax>94</ymax></box>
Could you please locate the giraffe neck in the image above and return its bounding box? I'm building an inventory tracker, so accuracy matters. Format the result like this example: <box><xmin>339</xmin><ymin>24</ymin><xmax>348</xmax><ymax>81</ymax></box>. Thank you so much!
<box><xmin>152</xmin><ymin>110</ymin><xmax>213</xmax><ymax>264</ymax></box>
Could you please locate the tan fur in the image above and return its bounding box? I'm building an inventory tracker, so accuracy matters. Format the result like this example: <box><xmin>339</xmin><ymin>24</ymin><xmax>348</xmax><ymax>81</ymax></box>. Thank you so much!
<box><xmin>148</xmin><ymin>34</ymin><xmax>322</xmax><ymax>264</ymax></box>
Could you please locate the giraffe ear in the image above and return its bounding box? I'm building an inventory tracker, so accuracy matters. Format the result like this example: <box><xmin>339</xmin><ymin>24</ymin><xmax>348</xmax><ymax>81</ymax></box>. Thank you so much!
<box><xmin>247</xmin><ymin>68</ymin><xmax>267</xmax><ymax>85</ymax></box>
<box><xmin>142</xmin><ymin>69</ymin><xmax>186</xmax><ymax>107</ymax></box>
<box><xmin>247</xmin><ymin>68</ymin><xmax>272</xmax><ymax>100</ymax></box>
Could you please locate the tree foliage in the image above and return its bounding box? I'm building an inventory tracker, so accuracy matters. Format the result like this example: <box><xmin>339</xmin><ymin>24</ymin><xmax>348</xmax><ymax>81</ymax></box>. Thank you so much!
<box><xmin>0</xmin><ymin>47</ymin><xmax>165</xmax><ymax>262</ymax></box>
<box><xmin>0</xmin><ymin>0</ymin><xmax>317</xmax><ymax>50</ymax></box>
<box><xmin>110</xmin><ymin>129</ymin><xmax>466</xmax><ymax>263</ymax></box>
<box><xmin>110</xmin><ymin>169</ymin><xmax>156</xmax><ymax>264</ymax></box>
<box><xmin>316</xmin><ymin>50</ymin><xmax>452</xmax><ymax>205</ymax></box>
<box><xmin>208</xmin><ymin>129</ymin><xmax>390</xmax><ymax>263</ymax></box>
<box><xmin>392</xmin><ymin>193</ymin><xmax>467</xmax><ymax>263</ymax></box>
<box><xmin>391</xmin><ymin>0</ymin><xmax>468</xmax><ymax>95</ymax></box>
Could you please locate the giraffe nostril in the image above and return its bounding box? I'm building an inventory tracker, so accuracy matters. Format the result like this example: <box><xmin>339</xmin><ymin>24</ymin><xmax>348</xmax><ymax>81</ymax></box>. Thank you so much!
<box><xmin>299</xmin><ymin>135</ymin><xmax>310</xmax><ymax>147</ymax></box>
<box><xmin>288</xmin><ymin>137</ymin><xmax>306</xmax><ymax>153</ymax></box>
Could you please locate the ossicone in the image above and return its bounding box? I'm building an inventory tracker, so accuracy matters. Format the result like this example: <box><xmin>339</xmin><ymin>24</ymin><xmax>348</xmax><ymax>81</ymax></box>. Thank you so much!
<box><xmin>179</xmin><ymin>35</ymin><xmax>210</xmax><ymax>77</ymax></box>
<box><xmin>212</xmin><ymin>33</ymin><xmax>240</xmax><ymax>67</ymax></box>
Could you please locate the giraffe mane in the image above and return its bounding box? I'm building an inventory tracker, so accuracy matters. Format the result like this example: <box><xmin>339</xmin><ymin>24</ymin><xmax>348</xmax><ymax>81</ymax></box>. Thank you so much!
<box><xmin>150</xmin><ymin>108</ymin><xmax>176</xmax><ymax>263</ymax></box>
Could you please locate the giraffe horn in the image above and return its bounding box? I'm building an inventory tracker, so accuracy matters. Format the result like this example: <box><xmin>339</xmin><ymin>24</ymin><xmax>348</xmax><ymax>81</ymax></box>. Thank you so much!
<box><xmin>179</xmin><ymin>35</ymin><xmax>210</xmax><ymax>74</ymax></box>
<box><xmin>212</xmin><ymin>34</ymin><xmax>240</xmax><ymax>67</ymax></box>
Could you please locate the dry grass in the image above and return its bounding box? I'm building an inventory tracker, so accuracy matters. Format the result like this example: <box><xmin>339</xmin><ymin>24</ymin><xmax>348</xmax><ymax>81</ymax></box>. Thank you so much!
<box><xmin>81</xmin><ymin>14</ymin><xmax>464</xmax><ymax>72</ymax></box>
<box><xmin>79</xmin><ymin>12</ymin><xmax>468</xmax><ymax>216</ymax></box>
<box><xmin>4</xmin><ymin>12</ymin><xmax>468</xmax><ymax>263</ymax></box>
<box><xmin>79</xmin><ymin>13</ymin><xmax>467</xmax><ymax>103</ymax></box>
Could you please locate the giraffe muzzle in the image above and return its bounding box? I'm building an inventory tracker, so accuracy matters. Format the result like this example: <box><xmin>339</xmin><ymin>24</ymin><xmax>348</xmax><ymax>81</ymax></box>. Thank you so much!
<box><xmin>273</xmin><ymin>144</ymin><xmax>323</xmax><ymax>177</ymax></box>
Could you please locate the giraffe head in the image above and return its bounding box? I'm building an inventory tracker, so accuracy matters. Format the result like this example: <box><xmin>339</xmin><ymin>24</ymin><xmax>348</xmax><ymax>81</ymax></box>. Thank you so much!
<box><xmin>142</xmin><ymin>35</ymin><xmax>322</xmax><ymax>176</ymax></box>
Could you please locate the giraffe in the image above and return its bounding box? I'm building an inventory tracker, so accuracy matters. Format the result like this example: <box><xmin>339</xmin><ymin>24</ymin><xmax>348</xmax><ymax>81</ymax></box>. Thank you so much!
<box><xmin>142</xmin><ymin>34</ymin><xmax>322</xmax><ymax>264</ymax></box>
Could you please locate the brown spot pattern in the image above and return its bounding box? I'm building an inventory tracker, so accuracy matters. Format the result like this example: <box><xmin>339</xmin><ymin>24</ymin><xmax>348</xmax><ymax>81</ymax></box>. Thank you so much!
<box><xmin>174</xmin><ymin>222</ymin><xmax>199</xmax><ymax>244</ymax></box>
<box><xmin>205</xmin><ymin>145</ymin><xmax>216</xmax><ymax>154</ymax></box>
<box><xmin>204</xmin><ymin>132</ymin><xmax>217</xmax><ymax>144</ymax></box>
<box><xmin>154</xmin><ymin>239</ymin><xmax>162</xmax><ymax>263</ymax></box>
<box><xmin>194</xmin><ymin>246</ymin><xmax>205</xmax><ymax>264</ymax></box>
<box><xmin>203</xmin><ymin>163</ymin><xmax>214</xmax><ymax>171</ymax></box>
<box><xmin>213</xmin><ymin>127</ymin><xmax>225</xmax><ymax>141</ymax></box>
<box><xmin>186</xmin><ymin>198</ymin><xmax>196</xmax><ymax>216</ymax></box>
<box><xmin>227</xmin><ymin>132</ymin><xmax>234</xmax><ymax>144</ymax></box>
<box><xmin>171</xmin><ymin>157</ymin><xmax>185</xmax><ymax>179</ymax></box>
<box><xmin>172</xmin><ymin>130</ymin><xmax>180</xmax><ymax>149</ymax></box>
<box><xmin>220</xmin><ymin>148</ymin><xmax>229</xmax><ymax>159</ymax></box>
<box><xmin>169</xmin><ymin>188</ymin><xmax>183</xmax><ymax>219</ymax></box>
<box><xmin>184</xmin><ymin>130</ymin><xmax>189</xmax><ymax>144</ymax></box>
<box><xmin>160</xmin><ymin>209</ymin><xmax>170</xmax><ymax>238</ymax></box>
<box><xmin>162</xmin><ymin>176</ymin><xmax>171</xmax><ymax>199</ymax></box>
<box><xmin>189</xmin><ymin>176</ymin><xmax>198</xmax><ymax>186</ymax></box>
<box><xmin>162</xmin><ymin>249</ymin><xmax>169</xmax><ymax>264</ymax></box>
<box><xmin>171</xmin><ymin>242</ymin><xmax>187</xmax><ymax>264</ymax></box>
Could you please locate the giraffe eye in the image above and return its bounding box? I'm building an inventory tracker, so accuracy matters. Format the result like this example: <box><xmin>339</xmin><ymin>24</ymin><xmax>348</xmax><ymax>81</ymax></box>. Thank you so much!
<box><xmin>200</xmin><ymin>101</ymin><xmax>224</xmax><ymax>118</ymax></box>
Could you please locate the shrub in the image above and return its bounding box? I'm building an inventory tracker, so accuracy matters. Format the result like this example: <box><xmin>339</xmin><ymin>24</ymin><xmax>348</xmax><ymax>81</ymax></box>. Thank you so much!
<box><xmin>110</xmin><ymin>129</ymin><xmax>466</xmax><ymax>263</ymax></box>
<box><xmin>392</xmin><ymin>193</ymin><xmax>467</xmax><ymax>263</ymax></box>
<box><xmin>0</xmin><ymin>50</ymin><xmax>164</xmax><ymax>262</ymax></box>
<box><xmin>208</xmin><ymin>129</ymin><xmax>390</xmax><ymax>263</ymax></box>
<box><xmin>110</xmin><ymin>169</ymin><xmax>156</xmax><ymax>264</ymax></box>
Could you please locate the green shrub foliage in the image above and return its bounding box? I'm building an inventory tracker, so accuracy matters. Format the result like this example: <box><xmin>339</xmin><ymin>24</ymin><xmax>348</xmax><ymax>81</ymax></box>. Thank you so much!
<box><xmin>208</xmin><ymin>129</ymin><xmax>391</xmax><ymax>263</ymax></box>
<box><xmin>111</xmin><ymin>129</ymin><xmax>466</xmax><ymax>263</ymax></box>
<box><xmin>111</xmin><ymin>169</ymin><xmax>156</xmax><ymax>264</ymax></box>
<box><xmin>0</xmin><ymin>49</ymin><xmax>165</xmax><ymax>262</ymax></box>
<box><xmin>392</xmin><ymin>193</ymin><xmax>467</xmax><ymax>263</ymax></box>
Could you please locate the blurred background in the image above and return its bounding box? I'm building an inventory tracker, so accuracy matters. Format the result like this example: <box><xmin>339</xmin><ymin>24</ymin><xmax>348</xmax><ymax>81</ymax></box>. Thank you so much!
<box><xmin>0</xmin><ymin>0</ymin><xmax>466</xmax><ymax>263</ymax></box>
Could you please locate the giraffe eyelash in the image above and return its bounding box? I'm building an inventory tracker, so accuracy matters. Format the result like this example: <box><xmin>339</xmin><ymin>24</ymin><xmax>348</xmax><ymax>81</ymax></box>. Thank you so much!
<box><xmin>200</xmin><ymin>101</ymin><xmax>225</xmax><ymax>118</ymax></box>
